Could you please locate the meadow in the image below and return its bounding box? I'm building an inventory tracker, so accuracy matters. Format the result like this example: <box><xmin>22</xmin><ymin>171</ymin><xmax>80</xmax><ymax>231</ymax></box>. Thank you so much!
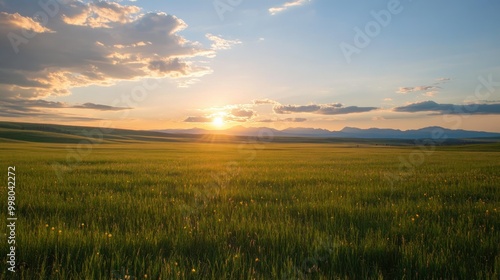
<box><xmin>1</xmin><ymin>140</ymin><xmax>499</xmax><ymax>279</ymax></box>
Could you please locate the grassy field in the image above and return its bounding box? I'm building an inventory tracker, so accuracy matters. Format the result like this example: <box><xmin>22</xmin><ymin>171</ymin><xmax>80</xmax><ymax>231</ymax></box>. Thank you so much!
<box><xmin>1</xmin><ymin>140</ymin><xmax>499</xmax><ymax>279</ymax></box>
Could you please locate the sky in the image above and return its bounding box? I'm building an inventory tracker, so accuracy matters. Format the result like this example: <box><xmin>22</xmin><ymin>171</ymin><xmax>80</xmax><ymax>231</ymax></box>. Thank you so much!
<box><xmin>1</xmin><ymin>0</ymin><xmax>500</xmax><ymax>132</ymax></box>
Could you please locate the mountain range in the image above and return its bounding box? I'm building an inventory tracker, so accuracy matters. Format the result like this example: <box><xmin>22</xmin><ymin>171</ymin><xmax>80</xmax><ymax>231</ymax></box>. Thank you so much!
<box><xmin>155</xmin><ymin>126</ymin><xmax>500</xmax><ymax>139</ymax></box>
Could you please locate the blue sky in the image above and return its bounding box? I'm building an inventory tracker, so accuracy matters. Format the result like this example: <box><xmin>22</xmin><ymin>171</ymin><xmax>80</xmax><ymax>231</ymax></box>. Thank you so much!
<box><xmin>1</xmin><ymin>0</ymin><xmax>499</xmax><ymax>131</ymax></box>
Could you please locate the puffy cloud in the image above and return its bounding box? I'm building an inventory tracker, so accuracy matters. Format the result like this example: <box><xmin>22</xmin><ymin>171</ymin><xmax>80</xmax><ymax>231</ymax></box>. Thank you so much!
<box><xmin>0</xmin><ymin>0</ymin><xmax>214</xmax><ymax>100</ymax></box>
<box><xmin>206</xmin><ymin>33</ymin><xmax>241</xmax><ymax>50</ymax></box>
<box><xmin>269</xmin><ymin>0</ymin><xmax>311</xmax><ymax>15</ymax></box>
<box><xmin>0</xmin><ymin>11</ymin><xmax>52</xmax><ymax>33</ymax></box>
<box><xmin>394</xmin><ymin>101</ymin><xmax>500</xmax><ymax>115</ymax></box>
<box><xmin>147</xmin><ymin>58</ymin><xmax>209</xmax><ymax>78</ymax></box>
<box><xmin>274</xmin><ymin>103</ymin><xmax>378</xmax><ymax>115</ymax></box>
<box><xmin>66</xmin><ymin>1</ymin><xmax>141</xmax><ymax>27</ymax></box>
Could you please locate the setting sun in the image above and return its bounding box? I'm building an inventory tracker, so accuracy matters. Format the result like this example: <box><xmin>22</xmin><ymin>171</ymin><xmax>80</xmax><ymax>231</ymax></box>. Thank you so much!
<box><xmin>212</xmin><ymin>116</ymin><xmax>224</xmax><ymax>127</ymax></box>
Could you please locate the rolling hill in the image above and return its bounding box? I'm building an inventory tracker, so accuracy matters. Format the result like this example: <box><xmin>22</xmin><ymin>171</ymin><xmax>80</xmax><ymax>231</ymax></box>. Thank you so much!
<box><xmin>1</xmin><ymin>121</ymin><xmax>499</xmax><ymax>145</ymax></box>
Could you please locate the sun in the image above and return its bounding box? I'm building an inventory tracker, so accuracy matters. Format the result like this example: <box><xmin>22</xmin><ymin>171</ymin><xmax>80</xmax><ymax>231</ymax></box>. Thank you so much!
<box><xmin>212</xmin><ymin>116</ymin><xmax>224</xmax><ymax>127</ymax></box>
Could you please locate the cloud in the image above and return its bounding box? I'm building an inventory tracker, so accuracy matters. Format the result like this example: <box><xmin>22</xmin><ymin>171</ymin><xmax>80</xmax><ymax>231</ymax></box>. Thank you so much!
<box><xmin>0</xmin><ymin>97</ymin><xmax>130</xmax><ymax>122</ymax></box>
<box><xmin>269</xmin><ymin>0</ymin><xmax>311</xmax><ymax>15</ymax></box>
<box><xmin>274</xmin><ymin>104</ymin><xmax>321</xmax><ymax>114</ymax></box>
<box><xmin>423</xmin><ymin>91</ymin><xmax>437</xmax><ymax>97</ymax></box>
<box><xmin>397</xmin><ymin>78</ymin><xmax>451</xmax><ymax>95</ymax></box>
<box><xmin>72</xmin><ymin>102</ymin><xmax>131</xmax><ymax>111</ymax></box>
<box><xmin>184</xmin><ymin>105</ymin><xmax>256</xmax><ymax>123</ymax></box>
<box><xmin>230</xmin><ymin>108</ymin><xmax>255</xmax><ymax>118</ymax></box>
<box><xmin>185</xmin><ymin>99</ymin><xmax>378</xmax><ymax>125</ymax></box>
<box><xmin>0</xmin><ymin>11</ymin><xmax>52</xmax><ymax>33</ymax></box>
<box><xmin>0</xmin><ymin>0</ymin><xmax>215</xmax><ymax>100</ymax></box>
<box><xmin>274</xmin><ymin>103</ymin><xmax>378</xmax><ymax>115</ymax></box>
<box><xmin>61</xmin><ymin>1</ymin><xmax>141</xmax><ymax>27</ymax></box>
<box><xmin>184</xmin><ymin>116</ymin><xmax>212</xmax><ymax>123</ymax></box>
<box><xmin>397</xmin><ymin>85</ymin><xmax>440</xmax><ymax>94</ymax></box>
<box><xmin>257</xmin><ymin>117</ymin><xmax>307</xmax><ymax>123</ymax></box>
<box><xmin>394</xmin><ymin>101</ymin><xmax>500</xmax><ymax>115</ymax></box>
<box><xmin>253</xmin><ymin>99</ymin><xmax>279</xmax><ymax>105</ymax></box>
<box><xmin>206</xmin><ymin>33</ymin><xmax>241</xmax><ymax>50</ymax></box>
<box><xmin>435</xmin><ymin>77</ymin><xmax>451</xmax><ymax>83</ymax></box>
<box><xmin>0</xmin><ymin>99</ymin><xmax>105</xmax><ymax>121</ymax></box>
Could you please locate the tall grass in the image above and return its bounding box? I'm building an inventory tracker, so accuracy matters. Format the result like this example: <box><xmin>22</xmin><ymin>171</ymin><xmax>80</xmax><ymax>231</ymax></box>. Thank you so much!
<box><xmin>0</xmin><ymin>142</ymin><xmax>499</xmax><ymax>279</ymax></box>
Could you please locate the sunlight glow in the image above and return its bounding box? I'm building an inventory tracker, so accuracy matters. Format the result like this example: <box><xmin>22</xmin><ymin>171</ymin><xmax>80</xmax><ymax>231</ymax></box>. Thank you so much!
<box><xmin>212</xmin><ymin>116</ymin><xmax>224</xmax><ymax>127</ymax></box>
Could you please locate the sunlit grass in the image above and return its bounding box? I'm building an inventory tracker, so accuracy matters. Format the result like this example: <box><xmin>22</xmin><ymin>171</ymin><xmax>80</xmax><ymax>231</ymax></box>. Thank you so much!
<box><xmin>0</xmin><ymin>142</ymin><xmax>499</xmax><ymax>279</ymax></box>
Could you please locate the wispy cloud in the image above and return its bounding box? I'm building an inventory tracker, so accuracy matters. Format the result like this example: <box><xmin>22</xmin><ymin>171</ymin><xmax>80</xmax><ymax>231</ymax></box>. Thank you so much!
<box><xmin>274</xmin><ymin>103</ymin><xmax>378</xmax><ymax>115</ymax></box>
<box><xmin>397</xmin><ymin>85</ymin><xmax>440</xmax><ymax>94</ymax></box>
<box><xmin>435</xmin><ymin>77</ymin><xmax>451</xmax><ymax>83</ymax></box>
<box><xmin>0</xmin><ymin>11</ymin><xmax>52</xmax><ymax>33</ymax></box>
<box><xmin>184</xmin><ymin>105</ymin><xmax>256</xmax><ymax>123</ymax></box>
<box><xmin>423</xmin><ymin>91</ymin><xmax>437</xmax><ymax>97</ymax></box>
<box><xmin>256</xmin><ymin>118</ymin><xmax>307</xmax><ymax>123</ymax></box>
<box><xmin>184</xmin><ymin>116</ymin><xmax>212</xmax><ymax>123</ymax></box>
<box><xmin>0</xmin><ymin>99</ymin><xmax>105</xmax><ymax>121</ymax></box>
<box><xmin>72</xmin><ymin>103</ymin><xmax>131</xmax><ymax>111</ymax></box>
<box><xmin>394</xmin><ymin>101</ymin><xmax>500</xmax><ymax>115</ymax></box>
<box><xmin>253</xmin><ymin>99</ymin><xmax>279</xmax><ymax>105</ymax></box>
<box><xmin>269</xmin><ymin>0</ymin><xmax>311</xmax><ymax>15</ymax></box>
<box><xmin>0</xmin><ymin>99</ymin><xmax>130</xmax><ymax>112</ymax></box>
<box><xmin>397</xmin><ymin>78</ymin><xmax>451</xmax><ymax>95</ymax></box>
<box><xmin>184</xmin><ymin>99</ymin><xmax>377</xmax><ymax>124</ymax></box>
<box><xmin>206</xmin><ymin>34</ymin><xmax>242</xmax><ymax>50</ymax></box>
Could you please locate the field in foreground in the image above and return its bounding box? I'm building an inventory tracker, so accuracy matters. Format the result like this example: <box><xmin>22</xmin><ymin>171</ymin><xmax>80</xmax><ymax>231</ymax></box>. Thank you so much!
<box><xmin>1</xmin><ymin>141</ymin><xmax>499</xmax><ymax>279</ymax></box>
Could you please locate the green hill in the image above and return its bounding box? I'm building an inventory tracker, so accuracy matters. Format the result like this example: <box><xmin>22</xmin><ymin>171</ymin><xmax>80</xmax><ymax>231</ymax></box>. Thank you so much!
<box><xmin>0</xmin><ymin>121</ymin><xmax>185</xmax><ymax>143</ymax></box>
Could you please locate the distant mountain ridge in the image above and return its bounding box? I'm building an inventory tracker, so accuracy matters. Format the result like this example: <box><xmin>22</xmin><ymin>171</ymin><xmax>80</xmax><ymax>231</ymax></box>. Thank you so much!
<box><xmin>1</xmin><ymin>121</ymin><xmax>499</xmax><ymax>144</ymax></box>
<box><xmin>155</xmin><ymin>126</ymin><xmax>500</xmax><ymax>139</ymax></box>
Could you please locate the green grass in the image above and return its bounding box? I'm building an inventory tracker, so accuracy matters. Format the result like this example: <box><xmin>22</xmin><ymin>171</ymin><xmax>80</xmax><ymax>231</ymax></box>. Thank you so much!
<box><xmin>1</xmin><ymin>141</ymin><xmax>499</xmax><ymax>279</ymax></box>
